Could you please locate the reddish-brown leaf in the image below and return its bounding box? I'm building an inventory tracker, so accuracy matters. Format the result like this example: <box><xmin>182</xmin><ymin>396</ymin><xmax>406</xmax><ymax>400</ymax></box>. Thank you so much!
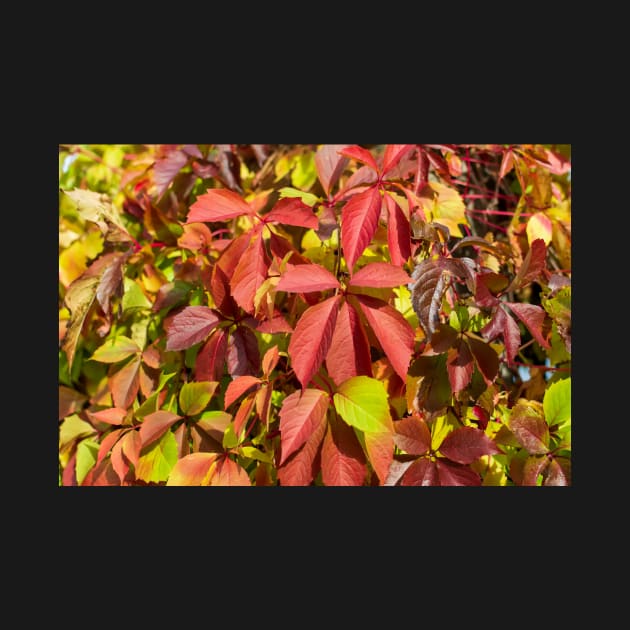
<box><xmin>430</xmin><ymin>324</ymin><xmax>458</xmax><ymax>353</ymax></box>
<box><xmin>256</xmin><ymin>314</ymin><xmax>294</xmax><ymax>334</ymax></box>
<box><xmin>543</xmin><ymin>456</ymin><xmax>571</xmax><ymax>486</ymax></box>
<box><xmin>507</xmin><ymin>238</ymin><xmax>547</xmax><ymax>291</ymax></box>
<box><xmin>521</xmin><ymin>454</ymin><xmax>549</xmax><ymax>486</ymax></box>
<box><xmin>348</xmin><ymin>262</ymin><xmax>411</xmax><ymax>289</ymax></box>
<box><xmin>209</xmin><ymin>264</ymin><xmax>237</xmax><ymax>317</ymax></box>
<box><xmin>226</xmin><ymin>326</ymin><xmax>260</xmax><ymax>377</ymax></box>
<box><xmin>215</xmin><ymin>232</ymin><xmax>253</xmax><ymax>279</ymax></box>
<box><xmin>279</xmin><ymin>388</ymin><xmax>330</xmax><ymax>466</ymax></box>
<box><xmin>109</xmin><ymin>357</ymin><xmax>141</xmax><ymax>409</ymax></box>
<box><xmin>439</xmin><ymin>426</ymin><xmax>501</xmax><ymax>464</ymax></box>
<box><xmin>92</xmin><ymin>252</ymin><xmax>127</xmax><ymax>316</ymax></box>
<box><xmin>467</xmin><ymin>337</ymin><xmax>500</xmax><ymax>385</ymax></box>
<box><xmin>88</xmin><ymin>407</ymin><xmax>127</xmax><ymax>426</ymax></box>
<box><xmin>154</xmin><ymin>149</ymin><xmax>189</xmax><ymax>198</ymax></box>
<box><xmin>383</xmin><ymin>193</ymin><xmax>411</xmax><ymax>267</ymax></box>
<box><xmin>499</xmin><ymin>148</ymin><xmax>514</xmax><ymax>180</ymax></box>
<box><xmin>164</xmin><ymin>306</ymin><xmax>220</xmax><ymax>352</ymax></box>
<box><xmin>363</xmin><ymin>430</ymin><xmax>394</xmax><ymax>485</ymax></box>
<box><xmin>262</xmin><ymin>345</ymin><xmax>280</xmax><ymax>377</ymax></box>
<box><xmin>325</xmin><ymin>300</ymin><xmax>372</xmax><ymax>386</ymax></box>
<box><xmin>321</xmin><ymin>417</ymin><xmax>367</xmax><ymax>486</ymax></box>
<box><xmin>277</xmin><ymin>407</ymin><xmax>327</xmax><ymax>486</ymax></box>
<box><xmin>507</xmin><ymin>402</ymin><xmax>549</xmax><ymax>454</ymax></box>
<box><xmin>341</xmin><ymin>185</ymin><xmax>382</xmax><ymax>273</ymax></box>
<box><xmin>481</xmin><ymin>305</ymin><xmax>521</xmax><ymax>365</ymax></box>
<box><xmin>224</xmin><ymin>375</ymin><xmax>262</xmax><ymax>409</ymax></box>
<box><xmin>381</xmin><ymin>144</ymin><xmax>415</xmax><ymax>176</ymax></box>
<box><xmin>339</xmin><ymin>145</ymin><xmax>379</xmax><ymax>172</ymax></box>
<box><xmin>435</xmin><ymin>460</ymin><xmax>481</xmax><ymax>486</ymax></box>
<box><xmin>110</xmin><ymin>438</ymin><xmax>130</xmax><ymax>483</ymax></box>
<box><xmin>264</xmin><ymin>197</ymin><xmax>318</xmax><ymax>229</ymax></box>
<box><xmin>138</xmin><ymin>410</ymin><xmax>181</xmax><ymax>448</ymax></box>
<box><xmin>288</xmin><ymin>295</ymin><xmax>341</xmax><ymax>388</ymax></box>
<box><xmin>59</xmin><ymin>386</ymin><xmax>87</xmax><ymax>420</ymax></box>
<box><xmin>230</xmin><ymin>233</ymin><xmax>269</xmax><ymax>315</ymax></box>
<box><xmin>276</xmin><ymin>262</ymin><xmax>340</xmax><ymax>293</ymax></box>
<box><xmin>121</xmin><ymin>429</ymin><xmax>142</xmax><ymax>468</ymax></box>
<box><xmin>384</xmin><ymin>459</ymin><xmax>415</xmax><ymax>486</ymax></box>
<box><xmin>506</xmin><ymin>302</ymin><xmax>551</xmax><ymax>349</ymax></box>
<box><xmin>401</xmin><ymin>457</ymin><xmax>439</xmax><ymax>486</ymax></box>
<box><xmin>96</xmin><ymin>428</ymin><xmax>125</xmax><ymax>466</ymax></box>
<box><xmin>195</xmin><ymin>329</ymin><xmax>228</xmax><ymax>382</ymax></box>
<box><xmin>446</xmin><ymin>339</ymin><xmax>474</xmax><ymax>394</ymax></box>
<box><xmin>209</xmin><ymin>455</ymin><xmax>251</xmax><ymax>486</ymax></box>
<box><xmin>393</xmin><ymin>415</ymin><xmax>432</xmax><ymax>456</ymax></box>
<box><xmin>355</xmin><ymin>294</ymin><xmax>415</xmax><ymax>382</ymax></box>
<box><xmin>315</xmin><ymin>144</ymin><xmax>350</xmax><ymax>197</ymax></box>
<box><xmin>233</xmin><ymin>393</ymin><xmax>256</xmax><ymax>437</ymax></box>
<box><xmin>187</xmin><ymin>188</ymin><xmax>254</xmax><ymax>223</ymax></box>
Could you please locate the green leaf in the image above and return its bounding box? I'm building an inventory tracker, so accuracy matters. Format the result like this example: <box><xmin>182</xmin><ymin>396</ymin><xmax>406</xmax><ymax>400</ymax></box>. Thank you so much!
<box><xmin>239</xmin><ymin>446</ymin><xmax>272</xmax><ymax>464</ymax></box>
<box><xmin>179</xmin><ymin>381</ymin><xmax>218</xmax><ymax>416</ymax></box>
<box><xmin>122</xmin><ymin>277</ymin><xmax>152</xmax><ymax>312</ymax></box>
<box><xmin>278</xmin><ymin>186</ymin><xmax>320</xmax><ymax>207</ymax></box>
<box><xmin>291</xmin><ymin>151</ymin><xmax>317</xmax><ymax>190</ymax></box>
<box><xmin>59</xmin><ymin>414</ymin><xmax>97</xmax><ymax>450</ymax></box>
<box><xmin>333</xmin><ymin>376</ymin><xmax>393</xmax><ymax>433</ymax></box>
<box><xmin>135</xmin><ymin>431</ymin><xmax>178</xmax><ymax>483</ymax></box>
<box><xmin>430</xmin><ymin>411</ymin><xmax>460</xmax><ymax>451</ymax></box>
<box><xmin>222</xmin><ymin>423</ymin><xmax>240</xmax><ymax>449</ymax></box>
<box><xmin>75</xmin><ymin>438</ymin><xmax>99</xmax><ymax>485</ymax></box>
<box><xmin>90</xmin><ymin>335</ymin><xmax>141</xmax><ymax>363</ymax></box>
<box><xmin>543</xmin><ymin>377</ymin><xmax>571</xmax><ymax>430</ymax></box>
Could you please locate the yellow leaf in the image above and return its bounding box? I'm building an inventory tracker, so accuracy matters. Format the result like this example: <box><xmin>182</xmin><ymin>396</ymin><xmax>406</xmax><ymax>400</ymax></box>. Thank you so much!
<box><xmin>526</xmin><ymin>213</ymin><xmax>553</xmax><ymax>246</ymax></box>
<box><xmin>428</xmin><ymin>182</ymin><xmax>468</xmax><ymax>237</ymax></box>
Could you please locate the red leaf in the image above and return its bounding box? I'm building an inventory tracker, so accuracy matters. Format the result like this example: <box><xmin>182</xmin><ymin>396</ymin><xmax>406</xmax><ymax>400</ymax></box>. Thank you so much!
<box><xmin>96</xmin><ymin>428</ymin><xmax>125</xmax><ymax>466</ymax></box>
<box><xmin>154</xmin><ymin>149</ymin><xmax>188</xmax><ymax>198</ymax></box>
<box><xmin>122</xmin><ymin>429</ymin><xmax>142</xmax><ymax>467</ymax></box>
<box><xmin>288</xmin><ymin>295</ymin><xmax>341</xmax><ymax>388</ymax></box>
<box><xmin>467</xmin><ymin>337</ymin><xmax>499</xmax><ymax>385</ymax></box>
<box><xmin>267</xmin><ymin>231</ymin><xmax>312</xmax><ymax>266</ymax></box>
<box><xmin>522</xmin><ymin>455</ymin><xmax>549</xmax><ymax>486</ymax></box>
<box><xmin>349</xmin><ymin>262</ymin><xmax>411</xmax><ymax>289</ymax></box>
<box><xmin>355</xmin><ymin>294</ymin><xmax>415</xmax><ymax>382</ymax></box>
<box><xmin>277</xmin><ymin>408</ymin><xmax>327</xmax><ymax>486</ymax></box>
<box><xmin>474</xmin><ymin>272</ymin><xmax>504</xmax><ymax>308</ymax></box>
<box><xmin>256</xmin><ymin>314</ymin><xmax>294</xmax><ymax>334</ymax></box>
<box><xmin>508</xmin><ymin>238</ymin><xmax>547</xmax><ymax>291</ymax></box>
<box><xmin>168</xmin><ymin>452</ymin><xmax>217</xmax><ymax>485</ymax></box>
<box><xmin>164</xmin><ymin>306</ymin><xmax>220</xmax><ymax>351</ymax></box>
<box><xmin>276</xmin><ymin>262</ymin><xmax>340</xmax><ymax>293</ymax></box>
<box><xmin>138</xmin><ymin>410</ymin><xmax>181</xmax><ymax>447</ymax></box>
<box><xmin>278</xmin><ymin>388</ymin><xmax>329</xmax><ymax>466</ymax></box>
<box><xmin>233</xmin><ymin>393</ymin><xmax>256</xmax><ymax>437</ymax></box>
<box><xmin>381</xmin><ymin>144</ymin><xmax>415</xmax><ymax>176</ymax></box>
<box><xmin>226</xmin><ymin>326</ymin><xmax>260</xmax><ymax>377</ymax></box>
<box><xmin>110</xmin><ymin>438</ymin><xmax>130</xmax><ymax>483</ymax></box>
<box><xmin>383</xmin><ymin>193</ymin><xmax>411</xmax><ymax>267</ymax></box>
<box><xmin>340</xmin><ymin>185</ymin><xmax>382</xmax><ymax>272</ymax></box>
<box><xmin>499</xmin><ymin>148</ymin><xmax>514</xmax><ymax>180</ymax></box>
<box><xmin>325</xmin><ymin>300</ymin><xmax>372</xmax><ymax>386</ymax></box>
<box><xmin>401</xmin><ymin>457</ymin><xmax>439</xmax><ymax>486</ymax></box>
<box><xmin>230</xmin><ymin>233</ymin><xmax>269</xmax><ymax>315</ymax></box>
<box><xmin>337</xmin><ymin>166</ymin><xmax>378</xmax><ymax>198</ymax></box>
<box><xmin>109</xmin><ymin>357</ymin><xmax>141</xmax><ymax>409</ymax></box>
<box><xmin>506</xmin><ymin>302</ymin><xmax>551</xmax><ymax>349</ymax></box>
<box><xmin>264</xmin><ymin>198</ymin><xmax>318</xmax><ymax>229</ymax></box>
<box><xmin>439</xmin><ymin>426</ymin><xmax>501</xmax><ymax>464</ymax></box>
<box><xmin>544</xmin><ymin>457</ymin><xmax>571</xmax><ymax>486</ymax></box>
<box><xmin>59</xmin><ymin>386</ymin><xmax>88</xmax><ymax>420</ymax></box>
<box><xmin>384</xmin><ymin>459</ymin><xmax>414</xmax><ymax>486</ymax></box>
<box><xmin>262</xmin><ymin>345</ymin><xmax>280</xmax><ymax>376</ymax></box>
<box><xmin>435</xmin><ymin>460</ymin><xmax>481</xmax><ymax>486</ymax></box>
<box><xmin>481</xmin><ymin>305</ymin><xmax>521</xmax><ymax>365</ymax></box>
<box><xmin>187</xmin><ymin>188</ymin><xmax>254</xmax><ymax>223</ymax></box>
<box><xmin>88</xmin><ymin>407</ymin><xmax>127</xmax><ymax>426</ymax></box>
<box><xmin>209</xmin><ymin>455</ymin><xmax>251</xmax><ymax>486</ymax></box>
<box><xmin>446</xmin><ymin>339</ymin><xmax>474</xmax><ymax>394</ymax></box>
<box><xmin>216</xmin><ymin>232</ymin><xmax>253</xmax><ymax>279</ymax></box>
<box><xmin>363</xmin><ymin>430</ymin><xmax>394</xmax><ymax>485</ymax></box>
<box><xmin>315</xmin><ymin>144</ymin><xmax>350</xmax><ymax>197</ymax></box>
<box><xmin>321</xmin><ymin>416</ymin><xmax>367</xmax><ymax>486</ymax></box>
<box><xmin>507</xmin><ymin>404</ymin><xmax>549</xmax><ymax>454</ymax></box>
<box><xmin>393</xmin><ymin>415</ymin><xmax>431</xmax><ymax>456</ymax></box>
<box><xmin>195</xmin><ymin>329</ymin><xmax>228</xmax><ymax>382</ymax></box>
<box><xmin>224</xmin><ymin>375</ymin><xmax>262</xmax><ymax>409</ymax></box>
<box><xmin>339</xmin><ymin>145</ymin><xmax>379</xmax><ymax>173</ymax></box>
<box><xmin>210</xmin><ymin>263</ymin><xmax>238</xmax><ymax>317</ymax></box>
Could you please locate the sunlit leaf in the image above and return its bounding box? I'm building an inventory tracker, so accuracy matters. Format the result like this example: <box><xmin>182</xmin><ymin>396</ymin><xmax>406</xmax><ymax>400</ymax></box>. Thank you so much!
<box><xmin>187</xmin><ymin>188</ymin><xmax>254</xmax><ymax>223</ymax></box>
<box><xmin>543</xmin><ymin>377</ymin><xmax>571</xmax><ymax>429</ymax></box>
<box><xmin>438</xmin><ymin>426</ymin><xmax>501</xmax><ymax>464</ymax></box>
<box><xmin>167</xmin><ymin>452</ymin><xmax>217</xmax><ymax>485</ymax></box>
<box><xmin>321</xmin><ymin>416</ymin><xmax>367</xmax><ymax>486</ymax></box>
<box><xmin>89</xmin><ymin>335</ymin><xmax>140</xmax><ymax>363</ymax></box>
<box><xmin>164</xmin><ymin>306</ymin><xmax>220</xmax><ymax>352</ymax></box>
<box><xmin>340</xmin><ymin>186</ymin><xmax>382</xmax><ymax>273</ymax></box>
<box><xmin>393</xmin><ymin>414</ymin><xmax>431</xmax><ymax>456</ymax></box>
<box><xmin>135</xmin><ymin>430</ymin><xmax>178</xmax><ymax>483</ymax></box>
<box><xmin>507</xmin><ymin>401</ymin><xmax>549</xmax><ymax>454</ymax></box>
<box><xmin>315</xmin><ymin>144</ymin><xmax>349</xmax><ymax>197</ymax></box>
<box><xmin>333</xmin><ymin>376</ymin><xmax>393</xmax><ymax>433</ymax></box>
<box><xmin>179</xmin><ymin>381</ymin><xmax>219</xmax><ymax>416</ymax></box>
<box><xmin>276</xmin><ymin>262</ymin><xmax>340</xmax><ymax>293</ymax></box>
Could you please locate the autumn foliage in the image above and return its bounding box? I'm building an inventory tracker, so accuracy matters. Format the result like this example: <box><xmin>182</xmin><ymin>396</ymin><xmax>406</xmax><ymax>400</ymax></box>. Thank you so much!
<box><xmin>58</xmin><ymin>143</ymin><xmax>571</xmax><ymax>486</ymax></box>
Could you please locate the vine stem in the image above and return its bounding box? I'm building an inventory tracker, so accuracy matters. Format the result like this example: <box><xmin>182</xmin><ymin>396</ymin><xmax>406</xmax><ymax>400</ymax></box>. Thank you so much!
<box><xmin>59</xmin><ymin>144</ymin><xmax>125</xmax><ymax>175</ymax></box>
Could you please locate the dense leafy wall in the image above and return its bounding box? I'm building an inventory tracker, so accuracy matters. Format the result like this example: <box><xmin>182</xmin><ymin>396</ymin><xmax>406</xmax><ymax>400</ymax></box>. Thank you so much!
<box><xmin>58</xmin><ymin>144</ymin><xmax>571</xmax><ymax>486</ymax></box>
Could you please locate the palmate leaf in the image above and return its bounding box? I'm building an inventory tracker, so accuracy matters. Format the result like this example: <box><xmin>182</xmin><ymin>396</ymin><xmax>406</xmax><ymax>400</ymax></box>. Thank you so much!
<box><xmin>321</xmin><ymin>416</ymin><xmax>367</xmax><ymax>486</ymax></box>
<box><xmin>381</xmin><ymin>144</ymin><xmax>415</xmax><ymax>176</ymax></box>
<box><xmin>339</xmin><ymin>145</ymin><xmax>379</xmax><ymax>173</ymax></box>
<box><xmin>138</xmin><ymin>410</ymin><xmax>182</xmax><ymax>448</ymax></box>
<box><xmin>506</xmin><ymin>302</ymin><xmax>550</xmax><ymax>350</ymax></box>
<box><xmin>408</xmin><ymin>257</ymin><xmax>476</xmax><ymax>342</ymax></box>
<box><xmin>481</xmin><ymin>305</ymin><xmax>521</xmax><ymax>366</ymax></box>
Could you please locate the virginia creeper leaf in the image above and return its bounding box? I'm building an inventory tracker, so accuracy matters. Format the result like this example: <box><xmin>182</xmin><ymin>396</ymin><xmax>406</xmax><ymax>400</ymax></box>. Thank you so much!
<box><xmin>384</xmin><ymin>459</ymin><xmax>415</xmax><ymax>486</ymax></box>
<box><xmin>446</xmin><ymin>340</ymin><xmax>474</xmax><ymax>394</ymax></box>
<box><xmin>164</xmin><ymin>306</ymin><xmax>220</xmax><ymax>352</ymax></box>
<box><xmin>138</xmin><ymin>410</ymin><xmax>181</xmax><ymax>447</ymax></box>
<box><xmin>89</xmin><ymin>407</ymin><xmax>127</xmax><ymax>426</ymax></box>
<box><xmin>167</xmin><ymin>452</ymin><xmax>217</xmax><ymax>486</ymax></box>
<box><xmin>89</xmin><ymin>335</ymin><xmax>140</xmax><ymax>363</ymax></box>
<box><xmin>110</xmin><ymin>438</ymin><xmax>130</xmax><ymax>483</ymax></box>
<box><xmin>264</xmin><ymin>197</ymin><xmax>319</xmax><ymax>229</ymax></box>
<box><xmin>507</xmin><ymin>401</ymin><xmax>549</xmax><ymax>454</ymax></box>
<box><xmin>230</xmin><ymin>233</ymin><xmax>269</xmax><ymax>315</ymax></box>
<box><xmin>355</xmin><ymin>294</ymin><xmax>415</xmax><ymax>382</ymax></box>
<box><xmin>325</xmin><ymin>300</ymin><xmax>372</xmax><ymax>386</ymax></box>
<box><xmin>276</xmin><ymin>262</ymin><xmax>340</xmax><ymax>293</ymax></box>
<box><xmin>315</xmin><ymin>144</ymin><xmax>349</xmax><ymax>197</ymax></box>
<box><xmin>121</xmin><ymin>429</ymin><xmax>142</xmax><ymax>468</ymax></box>
<box><xmin>506</xmin><ymin>238</ymin><xmax>547</xmax><ymax>292</ymax></box>
<box><xmin>467</xmin><ymin>337</ymin><xmax>500</xmax><ymax>385</ymax></box>
<box><xmin>522</xmin><ymin>454</ymin><xmax>549</xmax><ymax>486</ymax></box>
<box><xmin>262</xmin><ymin>345</ymin><xmax>280</xmax><ymax>376</ymax></box>
<box><xmin>393</xmin><ymin>415</ymin><xmax>432</xmax><ymax>456</ymax></box>
<box><xmin>195</xmin><ymin>329</ymin><xmax>228</xmax><ymax>382</ymax></box>
<box><xmin>383</xmin><ymin>192</ymin><xmax>411</xmax><ymax>267</ymax></box>
<box><xmin>401</xmin><ymin>458</ymin><xmax>438</xmax><ymax>486</ymax></box>
<box><xmin>363</xmin><ymin>430</ymin><xmax>394</xmax><ymax>485</ymax></box>
<box><xmin>278</xmin><ymin>388</ymin><xmax>329</xmax><ymax>466</ymax></box>
<box><xmin>506</xmin><ymin>302</ymin><xmax>550</xmax><ymax>350</ymax></box>
<box><xmin>333</xmin><ymin>375</ymin><xmax>393</xmax><ymax>433</ymax></box>
<box><xmin>438</xmin><ymin>426</ymin><xmax>501</xmax><ymax>464</ymax></box>
<box><xmin>226</xmin><ymin>326</ymin><xmax>261</xmax><ymax>377</ymax></box>
<box><xmin>154</xmin><ymin>149</ymin><xmax>188</xmax><ymax>198</ymax></box>
<box><xmin>109</xmin><ymin>356</ymin><xmax>141</xmax><ymax>409</ymax></box>
<box><xmin>59</xmin><ymin>386</ymin><xmax>88</xmax><ymax>420</ymax></box>
<box><xmin>481</xmin><ymin>305</ymin><xmax>521</xmax><ymax>365</ymax></box>
<box><xmin>76</xmin><ymin>439</ymin><xmax>99</xmax><ymax>485</ymax></box>
<box><xmin>543</xmin><ymin>377</ymin><xmax>571</xmax><ymax>428</ymax></box>
<box><xmin>339</xmin><ymin>145</ymin><xmax>379</xmax><ymax>172</ymax></box>
<box><xmin>382</xmin><ymin>144</ymin><xmax>415</xmax><ymax>176</ymax></box>
<box><xmin>526</xmin><ymin>213</ymin><xmax>553</xmax><ymax>246</ymax></box>
<box><xmin>349</xmin><ymin>262</ymin><xmax>411</xmax><ymax>289</ymax></box>
<box><xmin>288</xmin><ymin>295</ymin><xmax>341</xmax><ymax>388</ymax></box>
<box><xmin>224</xmin><ymin>375</ymin><xmax>262</xmax><ymax>410</ymax></box>
<box><xmin>543</xmin><ymin>457</ymin><xmax>571</xmax><ymax>486</ymax></box>
<box><xmin>209</xmin><ymin>456</ymin><xmax>251</xmax><ymax>486</ymax></box>
<box><xmin>435</xmin><ymin>460</ymin><xmax>481</xmax><ymax>486</ymax></box>
<box><xmin>179</xmin><ymin>381</ymin><xmax>218</xmax><ymax>416</ymax></box>
<box><xmin>321</xmin><ymin>416</ymin><xmax>367</xmax><ymax>486</ymax></box>
<box><xmin>187</xmin><ymin>188</ymin><xmax>254</xmax><ymax>223</ymax></box>
<box><xmin>134</xmin><ymin>430</ymin><xmax>178</xmax><ymax>483</ymax></box>
<box><xmin>341</xmin><ymin>185</ymin><xmax>382</xmax><ymax>273</ymax></box>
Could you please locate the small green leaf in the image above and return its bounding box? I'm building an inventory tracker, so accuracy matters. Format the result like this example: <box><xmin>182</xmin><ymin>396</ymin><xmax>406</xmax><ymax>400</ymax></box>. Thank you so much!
<box><xmin>430</xmin><ymin>411</ymin><xmax>460</xmax><ymax>451</ymax></box>
<box><xmin>90</xmin><ymin>335</ymin><xmax>141</xmax><ymax>363</ymax></box>
<box><xmin>75</xmin><ymin>438</ymin><xmax>99</xmax><ymax>485</ymax></box>
<box><xmin>222</xmin><ymin>423</ymin><xmax>240</xmax><ymax>449</ymax></box>
<box><xmin>179</xmin><ymin>381</ymin><xmax>218</xmax><ymax>416</ymax></box>
<box><xmin>278</xmin><ymin>186</ymin><xmax>320</xmax><ymax>207</ymax></box>
<box><xmin>122</xmin><ymin>277</ymin><xmax>152</xmax><ymax>312</ymax></box>
<box><xmin>59</xmin><ymin>414</ymin><xmax>97</xmax><ymax>450</ymax></box>
<box><xmin>239</xmin><ymin>446</ymin><xmax>272</xmax><ymax>463</ymax></box>
<box><xmin>291</xmin><ymin>151</ymin><xmax>317</xmax><ymax>190</ymax></box>
<box><xmin>333</xmin><ymin>376</ymin><xmax>393</xmax><ymax>433</ymax></box>
<box><xmin>543</xmin><ymin>377</ymin><xmax>571</xmax><ymax>430</ymax></box>
<box><xmin>135</xmin><ymin>431</ymin><xmax>178</xmax><ymax>483</ymax></box>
